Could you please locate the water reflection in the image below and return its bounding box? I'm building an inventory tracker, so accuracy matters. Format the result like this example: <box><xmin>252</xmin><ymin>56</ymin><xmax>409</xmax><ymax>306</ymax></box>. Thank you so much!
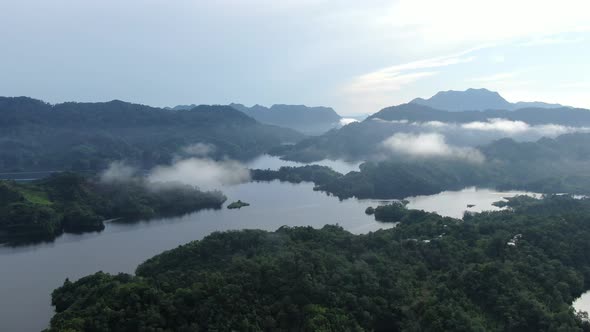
<box><xmin>245</xmin><ymin>154</ymin><xmax>361</xmax><ymax>174</ymax></box>
<box><xmin>405</xmin><ymin>187</ymin><xmax>539</xmax><ymax>219</ymax></box>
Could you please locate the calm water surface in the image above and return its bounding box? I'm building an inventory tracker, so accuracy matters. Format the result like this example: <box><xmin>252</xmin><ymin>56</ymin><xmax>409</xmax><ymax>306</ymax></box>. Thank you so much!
<box><xmin>0</xmin><ymin>157</ymin><xmax>535</xmax><ymax>331</ymax></box>
<box><xmin>405</xmin><ymin>187</ymin><xmax>539</xmax><ymax>219</ymax></box>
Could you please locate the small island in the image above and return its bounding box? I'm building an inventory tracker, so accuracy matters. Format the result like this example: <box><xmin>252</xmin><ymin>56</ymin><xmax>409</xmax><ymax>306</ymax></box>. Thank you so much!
<box><xmin>227</xmin><ymin>200</ymin><xmax>250</xmax><ymax>209</ymax></box>
<box><xmin>467</xmin><ymin>204</ymin><xmax>476</xmax><ymax>208</ymax></box>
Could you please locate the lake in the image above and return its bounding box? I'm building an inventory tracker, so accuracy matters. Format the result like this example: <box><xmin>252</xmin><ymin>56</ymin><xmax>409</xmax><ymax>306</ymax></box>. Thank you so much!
<box><xmin>0</xmin><ymin>156</ymin><xmax>535</xmax><ymax>332</ymax></box>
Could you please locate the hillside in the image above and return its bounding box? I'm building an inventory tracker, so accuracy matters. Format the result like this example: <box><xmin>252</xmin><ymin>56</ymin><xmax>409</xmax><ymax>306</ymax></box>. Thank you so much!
<box><xmin>229</xmin><ymin>103</ymin><xmax>342</xmax><ymax>135</ymax></box>
<box><xmin>262</xmin><ymin>133</ymin><xmax>590</xmax><ymax>199</ymax></box>
<box><xmin>278</xmin><ymin>102</ymin><xmax>590</xmax><ymax>162</ymax></box>
<box><xmin>0</xmin><ymin>97</ymin><xmax>303</xmax><ymax>172</ymax></box>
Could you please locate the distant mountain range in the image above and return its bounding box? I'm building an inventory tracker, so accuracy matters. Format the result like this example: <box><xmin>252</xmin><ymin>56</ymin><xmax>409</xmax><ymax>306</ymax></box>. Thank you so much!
<box><xmin>410</xmin><ymin>88</ymin><xmax>566</xmax><ymax>111</ymax></box>
<box><xmin>172</xmin><ymin>103</ymin><xmax>343</xmax><ymax>135</ymax></box>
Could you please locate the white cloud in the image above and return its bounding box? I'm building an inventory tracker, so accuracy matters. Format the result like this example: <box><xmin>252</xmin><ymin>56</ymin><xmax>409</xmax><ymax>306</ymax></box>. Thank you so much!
<box><xmin>147</xmin><ymin>158</ymin><xmax>250</xmax><ymax>190</ymax></box>
<box><xmin>376</xmin><ymin>117</ymin><xmax>590</xmax><ymax>139</ymax></box>
<box><xmin>339</xmin><ymin>118</ymin><xmax>359</xmax><ymax>126</ymax></box>
<box><xmin>423</xmin><ymin>121</ymin><xmax>450</xmax><ymax>128</ymax></box>
<box><xmin>461</xmin><ymin>118</ymin><xmax>530</xmax><ymax>134</ymax></box>
<box><xmin>381</xmin><ymin>132</ymin><xmax>484</xmax><ymax>163</ymax></box>
<box><xmin>521</xmin><ymin>35</ymin><xmax>586</xmax><ymax>47</ymax></box>
<box><xmin>100</xmin><ymin>161</ymin><xmax>137</xmax><ymax>183</ymax></box>
<box><xmin>461</xmin><ymin>118</ymin><xmax>590</xmax><ymax>136</ymax></box>
<box><xmin>342</xmin><ymin>51</ymin><xmax>476</xmax><ymax>113</ymax></box>
<box><xmin>373</xmin><ymin>54</ymin><xmax>476</xmax><ymax>74</ymax></box>
<box><xmin>384</xmin><ymin>0</ymin><xmax>590</xmax><ymax>46</ymax></box>
<box><xmin>372</xmin><ymin>118</ymin><xmax>409</xmax><ymax>124</ymax></box>
<box><xmin>490</xmin><ymin>55</ymin><xmax>505</xmax><ymax>63</ymax></box>
<box><xmin>346</xmin><ymin>71</ymin><xmax>438</xmax><ymax>93</ymax></box>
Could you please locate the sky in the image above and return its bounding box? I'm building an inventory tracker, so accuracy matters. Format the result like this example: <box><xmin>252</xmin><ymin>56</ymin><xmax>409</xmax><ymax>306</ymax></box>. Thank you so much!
<box><xmin>1</xmin><ymin>0</ymin><xmax>589</xmax><ymax>116</ymax></box>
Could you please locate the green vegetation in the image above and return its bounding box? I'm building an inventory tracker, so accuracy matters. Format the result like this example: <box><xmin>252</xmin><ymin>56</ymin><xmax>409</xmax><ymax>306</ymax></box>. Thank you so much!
<box><xmin>254</xmin><ymin>134</ymin><xmax>590</xmax><ymax>200</ymax></box>
<box><xmin>371</xmin><ymin>201</ymin><xmax>409</xmax><ymax>222</ymax></box>
<box><xmin>227</xmin><ymin>200</ymin><xmax>250</xmax><ymax>209</ymax></box>
<box><xmin>0</xmin><ymin>173</ymin><xmax>226</xmax><ymax>244</ymax></box>
<box><xmin>0</xmin><ymin>97</ymin><xmax>303</xmax><ymax>172</ymax></box>
<box><xmin>251</xmin><ymin>165</ymin><xmax>342</xmax><ymax>185</ymax></box>
<box><xmin>49</xmin><ymin>195</ymin><xmax>590</xmax><ymax>331</ymax></box>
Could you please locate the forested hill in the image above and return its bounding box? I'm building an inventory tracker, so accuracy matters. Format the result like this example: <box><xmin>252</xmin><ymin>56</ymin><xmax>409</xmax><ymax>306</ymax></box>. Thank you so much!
<box><xmin>170</xmin><ymin>102</ymin><xmax>342</xmax><ymax>135</ymax></box>
<box><xmin>229</xmin><ymin>103</ymin><xmax>342</xmax><ymax>135</ymax></box>
<box><xmin>0</xmin><ymin>97</ymin><xmax>303</xmax><ymax>172</ymax></box>
<box><xmin>257</xmin><ymin>133</ymin><xmax>590</xmax><ymax>199</ymax></box>
<box><xmin>277</xmin><ymin>102</ymin><xmax>590</xmax><ymax>162</ymax></box>
<box><xmin>49</xmin><ymin>195</ymin><xmax>590</xmax><ymax>331</ymax></box>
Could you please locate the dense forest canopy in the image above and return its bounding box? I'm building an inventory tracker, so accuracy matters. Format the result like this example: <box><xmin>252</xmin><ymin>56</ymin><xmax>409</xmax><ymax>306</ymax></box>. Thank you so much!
<box><xmin>49</xmin><ymin>195</ymin><xmax>590</xmax><ymax>331</ymax></box>
<box><xmin>0</xmin><ymin>173</ymin><xmax>226</xmax><ymax>244</ymax></box>
<box><xmin>0</xmin><ymin>97</ymin><xmax>303</xmax><ymax>172</ymax></box>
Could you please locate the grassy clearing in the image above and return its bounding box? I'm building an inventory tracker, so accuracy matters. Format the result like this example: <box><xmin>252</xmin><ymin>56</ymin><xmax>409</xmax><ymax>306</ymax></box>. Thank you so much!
<box><xmin>19</xmin><ymin>187</ymin><xmax>52</xmax><ymax>205</ymax></box>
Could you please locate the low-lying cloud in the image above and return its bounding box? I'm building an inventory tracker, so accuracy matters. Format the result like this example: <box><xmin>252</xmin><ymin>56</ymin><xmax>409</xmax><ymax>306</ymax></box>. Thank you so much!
<box><xmin>373</xmin><ymin>117</ymin><xmax>590</xmax><ymax>138</ymax></box>
<box><xmin>100</xmin><ymin>161</ymin><xmax>138</xmax><ymax>183</ymax></box>
<box><xmin>147</xmin><ymin>158</ymin><xmax>250</xmax><ymax>190</ymax></box>
<box><xmin>339</xmin><ymin>118</ymin><xmax>359</xmax><ymax>126</ymax></box>
<box><xmin>100</xmin><ymin>143</ymin><xmax>251</xmax><ymax>190</ymax></box>
<box><xmin>382</xmin><ymin>132</ymin><xmax>485</xmax><ymax>163</ymax></box>
<box><xmin>459</xmin><ymin>118</ymin><xmax>582</xmax><ymax>136</ymax></box>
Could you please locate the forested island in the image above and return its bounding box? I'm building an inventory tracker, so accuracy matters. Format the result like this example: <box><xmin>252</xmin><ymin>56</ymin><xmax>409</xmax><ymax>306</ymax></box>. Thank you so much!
<box><xmin>0</xmin><ymin>173</ymin><xmax>226</xmax><ymax>244</ymax></box>
<box><xmin>227</xmin><ymin>200</ymin><xmax>250</xmax><ymax>209</ymax></box>
<box><xmin>364</xmin><ymin>201</ymin><xmax>410</xmax><ymax>222</ymax></box>
<box><xmin>49</xmin><ymin>195</ymin><xmax>590</xmax><ymax>331</ymax></box>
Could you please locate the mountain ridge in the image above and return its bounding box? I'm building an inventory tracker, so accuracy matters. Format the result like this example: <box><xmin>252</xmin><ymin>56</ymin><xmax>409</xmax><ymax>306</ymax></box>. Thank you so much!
<box><xmin>0</xmin><ymin>96</ymin><xmax>303</xmax><ymax>172</ymax></box>
<box><xmin>169</xmin><ymin>103</ymin><xmax>342</xmax><ymax>135</ymax></box>
<box><xmin>410</xmin><ymin>88</ymin><xmax>566</xmax><ymax>111</ymax></box>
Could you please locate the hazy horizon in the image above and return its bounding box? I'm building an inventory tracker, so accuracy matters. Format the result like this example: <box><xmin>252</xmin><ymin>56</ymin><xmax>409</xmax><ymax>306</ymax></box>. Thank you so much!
<box><xmin>1</xmin><ymin>0</ymin><xmax>589</xmax><ymax>115</ymax></box>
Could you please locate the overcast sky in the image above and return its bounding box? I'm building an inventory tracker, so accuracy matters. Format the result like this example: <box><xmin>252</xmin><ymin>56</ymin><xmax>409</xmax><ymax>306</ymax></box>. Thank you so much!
<box><xmin>1</xmin><ymin>0</ymin><xmax>589</xmax><ymax>115</ymax></box>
